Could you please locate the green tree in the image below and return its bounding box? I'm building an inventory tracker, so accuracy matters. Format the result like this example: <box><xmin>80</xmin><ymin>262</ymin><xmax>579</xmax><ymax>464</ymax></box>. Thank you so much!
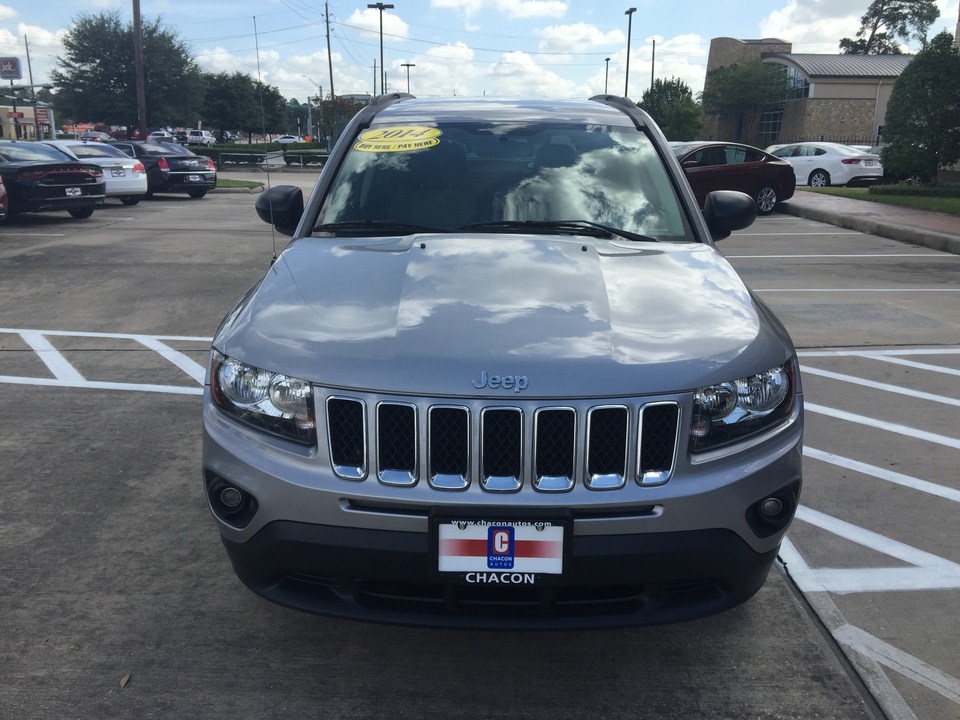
<box><xmin>881</xmin><ymin>31</ymin><xmax>960</xmax><ymax>182</ymax></box>
<box><xmin>638</xmin><ymin>77</ymin><xmax>705</xmax><ymax>141</ymax></box>
<box><xmin>201</xmin><ymin>71</ymin><xmax>259</xmax><ymax>140</ymax></box>
<box><xmin>51</xmin><ymin>10</ymin><xmax>203</xmax><ymax>130</ymax></box>
<box><xmin>839</xmin><ymin>0</ymin><xmax>939</xmax><ymax>54</ymax></box>
<box><xmin>699</xmin><ymin>62</ymin><xmax>789</xmax><ymax>141</ymax></box>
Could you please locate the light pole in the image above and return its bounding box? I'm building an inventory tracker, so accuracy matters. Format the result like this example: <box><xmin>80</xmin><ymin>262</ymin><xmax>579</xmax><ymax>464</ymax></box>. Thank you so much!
<box><xmin>401</xmin><ymin>62</ymin><xmax>415</xmax><ymax>93</ymax></box>
<box><xmin>604</xmin><ymin>57</ymin><xmax>610</xmax><ymax>94</ymax></box>
<box><xmin>624</xmin><ymin>7</ymin><xmax>636</xmax><ymax>97</ymax></box>
<box><xmin>367</xmin><ymin>2</ymin><xmax>394</xmax><ymax>95</ymax></box>
<box><xmin>302</xmin><ymin>75</ymin><xmax>322</xmax><ymax>139</ymax></box>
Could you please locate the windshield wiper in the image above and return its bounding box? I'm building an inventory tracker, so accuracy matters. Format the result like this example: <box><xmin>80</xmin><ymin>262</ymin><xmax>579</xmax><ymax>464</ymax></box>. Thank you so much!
<box><xmin>312</xmin><ymin>220</ymin><xmax>451</xmax><ymax>235</ymax></box>
<box><xmin>456</xmin><ymin>220</ymin><xmax>657</xmax><ymax>242</ymax></box>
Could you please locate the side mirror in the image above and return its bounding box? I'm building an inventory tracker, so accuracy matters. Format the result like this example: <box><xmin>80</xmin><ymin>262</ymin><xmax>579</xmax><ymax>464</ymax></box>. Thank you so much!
<box><xmin>703</xmin><ymin>190</ymin><xmax>757</xmax><ymax>241</ymax></box>
<box><xmin>255</xmin><ymin>185</ymin><xmax>304</xmax><ymax>236</ymax></box>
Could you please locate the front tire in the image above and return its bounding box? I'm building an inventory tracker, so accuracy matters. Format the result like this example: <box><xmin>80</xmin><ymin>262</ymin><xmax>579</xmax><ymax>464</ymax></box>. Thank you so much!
<box><xmin>120</xmin><ymin>195</ymin><xmax>143</xmax><ymax>206</ymax></box>
<box><xmin>187</xmin><ymin>189</ymin><xmax>207</xmax><ymax>199</ymax></box>
<box><xmin>808</xmin><ymin>170</ymin><xmax>830</xmax><ymax>188</ymax></box>
<box><xmin>754</xmin><ymin>184</ymin><xmax>778</xmax><ymax>215</ymax></box>
<box><xmin>68</xmin><ymin>206</ymin><xmax>95</xmax><ymax>219</ymax></box>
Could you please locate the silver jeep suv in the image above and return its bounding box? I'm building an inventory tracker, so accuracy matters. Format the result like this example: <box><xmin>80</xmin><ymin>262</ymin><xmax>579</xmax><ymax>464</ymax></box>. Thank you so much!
<box><xmin>202</xmin><ymin>95</ymin><xmax>803</xmax><ymax>628</ymax></box>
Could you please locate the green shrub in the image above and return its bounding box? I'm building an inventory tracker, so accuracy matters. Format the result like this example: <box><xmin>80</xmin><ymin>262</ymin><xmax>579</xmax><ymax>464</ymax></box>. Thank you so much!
<box><xmin>869</xmin><ymin>182</ymin><xmax>960</xmax><ymax>198</ymax></box>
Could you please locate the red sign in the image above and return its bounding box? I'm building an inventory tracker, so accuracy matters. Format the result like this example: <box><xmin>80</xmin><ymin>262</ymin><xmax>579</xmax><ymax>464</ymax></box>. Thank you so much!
<box><xmin>35</xmin><ymin>107</ymin><xmax>50</xmax><ymax>124</ymax></box>
<box><xmin>0</xmin><ymin>57</ymin><xmax>21</xmax><ymax>80</ymax></box>
<box><xmin>7</xmin><ymin>111</ymin><xmax>24</xmax><ymax>118</ymax></box>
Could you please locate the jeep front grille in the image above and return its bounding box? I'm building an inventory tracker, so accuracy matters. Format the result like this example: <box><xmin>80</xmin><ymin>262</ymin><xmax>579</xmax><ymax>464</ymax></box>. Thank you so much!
<box><xmin>323</xmin><ymin>393</ymin><xmax>681</xmax><ymax>492</ymax></box>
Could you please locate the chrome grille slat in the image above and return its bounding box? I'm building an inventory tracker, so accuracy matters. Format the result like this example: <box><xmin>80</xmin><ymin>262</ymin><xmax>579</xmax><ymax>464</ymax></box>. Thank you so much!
<box><xmin>321</xmin><ymin>392</ymin><xmax>680</xmax><ymax>493</ymax></box>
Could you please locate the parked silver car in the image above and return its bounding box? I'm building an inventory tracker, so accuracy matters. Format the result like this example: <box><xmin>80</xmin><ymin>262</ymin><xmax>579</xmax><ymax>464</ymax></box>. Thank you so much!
<box><xmin>203</xmin><ymin>95</ymin><xmax>803</xmax><ymax>628</ymax></box>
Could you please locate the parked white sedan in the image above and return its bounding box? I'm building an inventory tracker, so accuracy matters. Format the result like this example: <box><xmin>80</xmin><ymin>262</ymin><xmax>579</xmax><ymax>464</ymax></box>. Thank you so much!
<box><xmin>43</xmin><ymin>140</ymin><xmax>148</xmax><ymax>205</ymax></box>
<box><xmin>770</xmin><ymin>142</ymin><xmax>884</xmax><ymax>187</ymax></box>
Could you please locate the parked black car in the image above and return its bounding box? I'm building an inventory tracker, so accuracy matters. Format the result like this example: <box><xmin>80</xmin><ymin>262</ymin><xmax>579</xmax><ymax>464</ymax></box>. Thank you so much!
<box><xmin>109</xmin><ymin>141</ymin><xmax>217</xmax><ymax>198</ymax></box>
<box><xmin>671</xmin><ymin>141</ymin><xmax>796</xmax><ymax>215</ymax></box>
<box><xmin>0</xmin><ymin>140</ymin><xmax>105</xmax><ymax>220</ymax></box>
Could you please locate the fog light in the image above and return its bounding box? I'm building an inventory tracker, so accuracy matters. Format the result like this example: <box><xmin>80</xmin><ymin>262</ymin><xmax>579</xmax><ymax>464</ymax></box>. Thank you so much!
<box><xmin>220</xmin><ymin>487</ymin><xmax>243</xmax><ymax>508</ymax></box>
<box><xmin>760</xmin><ymin>497</ymin><xmax>783</xmax><ymax>517</ymax></box>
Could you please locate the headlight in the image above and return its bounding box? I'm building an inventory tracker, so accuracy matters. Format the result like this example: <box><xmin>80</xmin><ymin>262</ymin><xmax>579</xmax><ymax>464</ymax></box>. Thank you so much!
<box><xmin>210</xmin><ymin>350</ymin><xmax>316</xmax><ymax>445</ymax></box>
<box><xmin>690</xmin><ymin>361</ymin><xmax>796</xmax><ymax>453</ymax></box>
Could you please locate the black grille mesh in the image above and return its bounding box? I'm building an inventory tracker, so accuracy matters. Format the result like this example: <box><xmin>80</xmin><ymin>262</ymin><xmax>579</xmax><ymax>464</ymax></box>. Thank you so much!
<box><xmin>536</xmin><ymin>409</ymin><xmax>576</xmax><ymax>478</ymax></box>
<box><xmin>327</xmin><ymin>398</ymin><xmax>365</xmax><ymax>468</ymax></box>
<box><xmin>587</xmin><ymin>407</ymin><xmax>628</xmax><ymax>477</ymax></box>
<box><xmin>378</xmin><ymin>403</ymin><xmax>416</xmax><ymax>472</ymax></box>
<box><xmin>482</xmin><ymin>409</ymin><xmax>522</xmax><ymax>479</ymax></box>
<box><xmin>640</xmin><ymin>404</ymin><xmax>680</xmax><ymax>475</ymax></box>
<box><xmin>430</xmin><ymin>407</ymin><xmax>469</xmax><ymax>477</ymax></box>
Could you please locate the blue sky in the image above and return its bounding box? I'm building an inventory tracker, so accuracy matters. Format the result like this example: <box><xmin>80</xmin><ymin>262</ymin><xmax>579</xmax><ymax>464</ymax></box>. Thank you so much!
<box><xmin>1</xmin><ymin>0</ymin><xmax>958</xmax><ymax>102</ymax></box>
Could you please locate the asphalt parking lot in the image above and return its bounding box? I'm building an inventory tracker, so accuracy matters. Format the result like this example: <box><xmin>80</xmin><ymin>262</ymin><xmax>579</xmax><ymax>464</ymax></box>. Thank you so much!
<box><xmin>1</xmin><ymin>182</ymin><xmax>958</xmax><ymax>719</ymax></box>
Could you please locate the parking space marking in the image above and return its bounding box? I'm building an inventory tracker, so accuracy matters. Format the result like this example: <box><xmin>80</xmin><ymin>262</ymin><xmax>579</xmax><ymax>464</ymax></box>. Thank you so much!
<box><xmin>807</xmin><ymin>402</ymin><xmax>960</xmax><ymax>449</ymax></box>
<box><xmin>805</xmin><ymin>447</ymin><xmax>960</xmax><ymax>503</ymax></box>
<box><xmin>19</xmin><ymin>330</ymin><xmax>86</xmax><ymax>383</ymax></box>
<box><xmin>833</xmin><ymin>625</ymin><xmax>960</xmax><ymax>706</ymax></box>
<box><xmin>786</xmin><ymin>507</ymin><xmax>960</xmax><ymax>594</ymax></box>
<box><xmin>800</xmin><ymin>365</ymin><xmax>960</xmax><ymax>407</ymax></box>
<box><xmin>862</xmin><ymin>353</ymin><xmax>960</xmax><ymax>377</ymax></box>
<box><xmin>0</xmin><ymin>328</ymin><xmax>208</xmax><ymax>393</ymax></box>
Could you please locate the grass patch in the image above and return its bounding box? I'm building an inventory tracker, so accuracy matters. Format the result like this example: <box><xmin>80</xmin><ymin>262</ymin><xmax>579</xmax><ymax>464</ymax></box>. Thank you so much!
<box><xmin>216</xmin><ymin>178</ymin><xmax>264</xmax><ymax>190</ymax></box>
<box><xmin>803</xmin><ymin>187</ymin><xmax>960</xmax><ymax>217</ymax></box>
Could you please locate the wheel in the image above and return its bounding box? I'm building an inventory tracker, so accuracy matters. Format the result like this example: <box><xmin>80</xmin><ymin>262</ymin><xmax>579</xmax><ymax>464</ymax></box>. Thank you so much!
<box><xmin>120</xmin><ymin>195</ymin><xmax>142</xmax><ymax>206</ymax></box>
<box><xmin>68</xmin><ymin>206</ymin><xmax>95</xmax><ymax>219</ymax></box>
<box><xmin>187</xmin><ymin>189</ymin><xmax>207</xmax><ymax>199</ymax></box>
<box><xmin>906</xmin><ymin>174</ymin><xmax>925</xmax><ymax>185</ymax></box>
<box><xmin>754</xmin><ymin>184</ymin><xmax>778</xmax><ymax>215</ymax></box>
<box><xmin>808</xmin><ymin>170</ymin><xmax>830</xmax><ymax>188</ymax></box>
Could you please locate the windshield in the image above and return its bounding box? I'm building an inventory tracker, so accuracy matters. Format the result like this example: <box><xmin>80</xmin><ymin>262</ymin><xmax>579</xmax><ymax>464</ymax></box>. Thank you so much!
<box><xmin>317</xmin><ymin>121</ymin><xmax>691</xmax><ymax>241</ymax></box>
<box><xmin>0</xmin><ymin>143</ymin><xmax>74</xmax><ymax>163</ymax></box>
<box><xmin>63</xmin><ymin>143</ymin><xmax>131</xmax><ymax>159</ymax></box>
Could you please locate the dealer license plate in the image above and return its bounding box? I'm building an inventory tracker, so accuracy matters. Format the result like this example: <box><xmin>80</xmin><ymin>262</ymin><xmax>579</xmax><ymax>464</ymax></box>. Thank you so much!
<box><xmin>188</xmin><ymin>174</ymin><xmax>202</xmax><ymax>182</ymax></box>
<box><xmin>111</xmin><ymin>168</ymin><xmax>126</xmax><ymax>177</ymax></box>
<box><xmin>65</xmin><ymin>187</ymin><xmax>81</xmax><ymax>196</ymax></box>
<box><xmin>435</xmin><ymin>518</ymin><xmax>566</xmax><ymax>582</ymax></box>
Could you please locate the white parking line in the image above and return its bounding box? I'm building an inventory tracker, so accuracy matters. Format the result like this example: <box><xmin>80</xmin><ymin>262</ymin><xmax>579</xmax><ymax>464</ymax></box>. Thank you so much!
<box><xmin>806</xmin><ymin>402</ymin><xmax>960</xmax><ymax>449</ymax></box>
<box><xmin>862</xmin><ymin>353</ymin><xmax>960</xmax><ymax>377</ymax></box>
<box><xmin>805</xmin><ymin>447</ymin><xmax>960</xmax><ymax>503</ymax></box>
<box><xmin>19</xmin><ymin>330</ymin><xmax>86</xmax><ymax>383</ymax></box>
<box><xmin>788</xmin><ymin>506</ymin><xmax>960</xmax><ymax>594</ymax></box>
<box><xmin>133</xmin><ymin>335</ymin><xmax>206</xmax><ymax>384</ymax></box>
<box><xmin>0</xmin><ymin>375</ymin><xmax>202</xmax><ymax>395</ymax></box>
<box><xmin>800</xmin><ymin>365</ymin><xmax>960</xmax><ymax>407</ymax></box>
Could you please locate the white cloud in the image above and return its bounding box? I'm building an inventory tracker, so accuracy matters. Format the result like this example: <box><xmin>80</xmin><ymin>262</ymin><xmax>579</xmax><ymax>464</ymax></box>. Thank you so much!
<box><xmin>0</xmin><ymin>5</ymin><xmax>17</xmax><ymax>21</ymax></box>
<box><xmin>535</xmin><ymin>22</ymin><xmax>623</xmax><ymax>54</ymax></box>
<box><xmin>347</xmin><ymin>7</ymin><xmax>410</xmax><ymax>39</ymax></box>
<box><xmin>431</xmin><ymin>0</ymin><xmax>567</xmax><ymax>20</ymax></box>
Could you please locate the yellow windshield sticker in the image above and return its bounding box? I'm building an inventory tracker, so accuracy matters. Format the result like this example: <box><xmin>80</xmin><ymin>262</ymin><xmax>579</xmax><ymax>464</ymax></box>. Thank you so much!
<box><xmin>354</xmin><ymin>126</ymin><xmax>442</xmax><ymax>152</ymax></box>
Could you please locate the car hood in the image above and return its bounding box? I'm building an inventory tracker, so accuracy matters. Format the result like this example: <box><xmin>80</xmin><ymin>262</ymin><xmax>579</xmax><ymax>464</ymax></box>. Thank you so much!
<box><xmin>215</xmin><ymin>234</ymin><xmax>793</xmax><ymax>397</ymax></box>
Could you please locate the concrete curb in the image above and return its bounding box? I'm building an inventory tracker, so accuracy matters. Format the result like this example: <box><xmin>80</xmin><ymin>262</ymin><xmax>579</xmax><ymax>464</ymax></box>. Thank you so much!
<box><xmin>210</xmin><ymin>185</ymin><xmax>264</xmax><ymax>194</ymax></box>
<box><xmin>778</xmin><ymin>199</ymin><xmax>960</xmax><ymax>255</ymax></box>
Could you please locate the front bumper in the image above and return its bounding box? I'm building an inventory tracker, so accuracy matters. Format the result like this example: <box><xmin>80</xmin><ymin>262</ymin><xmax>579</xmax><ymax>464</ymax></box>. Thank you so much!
<box><xmin>221</xmin><ymin>519</ymin><xmax>780</xmax><ymax>629</ymax></box>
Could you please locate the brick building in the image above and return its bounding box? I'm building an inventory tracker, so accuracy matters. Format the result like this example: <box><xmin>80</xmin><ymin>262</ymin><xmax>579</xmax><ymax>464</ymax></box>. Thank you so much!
<box><xmin>702</xmin><ymin>37</ymin><xmax>912</xmax><ymax>147</ymax></box>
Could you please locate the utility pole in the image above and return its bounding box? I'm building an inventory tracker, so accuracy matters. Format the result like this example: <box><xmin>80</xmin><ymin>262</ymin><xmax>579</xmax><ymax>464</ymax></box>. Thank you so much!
<box><xmin>650</xmin><ymin>39</ymin><xmax>655</xmax><ymax>89</ymax></box>
<box><xmin>325</xmin><ymin>2</ymin><xmax>335</xmax><ymax>100</ymax></box>
<box><xmin>624</xmin><ymin>7</ymin><xmax>636</xmax><ymax>98</ymax></box>
<box><xmin>401</xmin><ymin>62</ymin><xmax>414</xmax><ymax>93</ymax></box>
<box><xmin>133</xmin><ymin>0</ymin><xmax>147</xmax><ymax>139</ymax></box>
<box><xmin>367</xmin><ymin>3</ymin><xmax>393</xmax><ymax>95</ymax></box>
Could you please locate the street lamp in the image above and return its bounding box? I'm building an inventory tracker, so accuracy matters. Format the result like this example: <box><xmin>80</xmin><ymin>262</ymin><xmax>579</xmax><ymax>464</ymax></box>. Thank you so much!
<box><xmin>624</xmin><ymin>7</ymin><xmax>636</xmax><ymax>97</ymax></box>
<box><xmin>604</xmin><ymin>57</ymin><xmax>610</xmax><ymax>94</ymax></box>
<box><xmin>401</xmin><ymin>62</ymin><xmax>415</xmax><ymax>93</ymax></box>
<box><xmin>367</xmin><ymin>2</ymin><xmax>394</xmax><ymax>95</ymax></box>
